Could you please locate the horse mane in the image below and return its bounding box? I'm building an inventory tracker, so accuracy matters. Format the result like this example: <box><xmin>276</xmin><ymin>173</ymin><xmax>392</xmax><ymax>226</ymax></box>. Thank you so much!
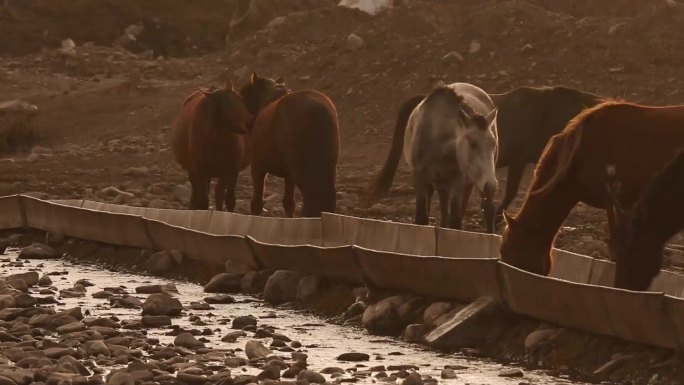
<box><xmin>530</xmin><ymin>99</ymin><xmax>623</xmax><ymax>196</ymax></box>
<box><xmin>424</xmin><ymin>85</ymin><xmax>485</xmax><ymax>128</ymax></box>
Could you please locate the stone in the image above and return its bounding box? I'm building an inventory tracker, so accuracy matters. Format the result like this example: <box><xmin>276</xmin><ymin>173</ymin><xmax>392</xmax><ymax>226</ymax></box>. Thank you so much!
<box><xmin>204</xmin><ymin>272</ymin><xmax>244</xmax><ymax>293</ymax></box>
<box><xmin>402</xmin><ymin>372</ymin><xmax>423</xmax><ymax>385</ymax></box>
<box><xmin>362</xmin><ymin>295</ymin><xmax>423</xmax><ymax>336</ymax></box>
<box><xmin>0</xmin><ymin>295</ymin><xmax>16</xmax><ymax>309</ymax></box>
<box><xmin>174</xmin><ymin>333</ymin><xmax>204</xmax><ymax>349</ymax></box>
<box><xmin>403</xmin><ymin>324</ymin><xmax>427</xmax><ymax>343</ymax></box>
<box><xmin>337</xmin><ymin>352</ymin><xmax>370</xmax><ymax>362</ymax></box>
<box><xmin>240</xmin><ymin>270</ymin><xmax>272</xmax><ymax>294</ymax></box>
<box><xmin>13</xmin><ymin>293</ymin><xmax>36</xmax><ymax>308</ymax></box>
<box><xmin>7</xmin><ymin>272</ymin><xmax>39</xmax><ymax>286</ymax></box>
<box><xmin>232</xmin><ymin>315</ymin><xmax>257</xmax><ymax>329</ymax></box>
<box><xmin>107</xmin><ymin>372</ymin><xmax>134</xmax><ymax>385</ymax></box>
<box><xmin>38</xmin><ymin>274</ymin><xmax>52</xmax><ymax>286</ymax></box>
<box><xmin>499</xmin><ymin>368</ymin><xmax>524</xmax><ymax>377</ymax></box>
<box><xmin>296</xmin><ymin>275</ymin><xmax>321</xmax><ymax>302</ymax></box>
<box><xmin>263</xmin><ymin>270</ymin><xmax>303</xmax><ymax>305</ymax></box>
<box><xmin>245</xmin><ymin>340</ymin><xmax>271</xmax><ymax>359</ymax></box>
<box><xmin>441</xmin><ymin>368</ymin><xmax>458</xmax><ymax>379</ymax></box>
<box><xmin>468</xmin><ymin>39</ymin><xmax>481</xmax><ymax>54</ymax></box>
<box><xmin>145</xmin><ymin>251</ymin><xmax>175</xmax><ymax>274</ymax></box>
<box><xmin>57</xmin><ymin>321</ymin><xmax>86</xmax><ymax>334</ymax></box>
<box><xmin>18</xmin><ymin>243</ymin><xmax>60</xmax><ymax>259</ymax></box>
<box><xmin>297</xmin><ymin>370</ymin><xmax>325</xmax><ymax>384</ymax></box>
<box><xmin>524</xmin><ymin>328</ymin><xmax>559</xmax><ymax>349</ymax></box>
<box><xmin>424</xmin><ymin>297</ymin><xmax>505</xmax><ymax>348</ymax></box>
<box><xmin>84</xmin><ymin>340</ymin><xmax>111</xmax><ymax>357</ymax></box>
<box><xmin>204</xmin><ymin>294</ymin><xmax>235</xmax><ymax>304</ymax></box>
<box><xmin>423</xmin><ymin>302</ymin><xmax>453</xmax><ymax>327</ymax></box>
<box><xmin>135</xmin><ymin>284</ymin><xmax>176</xmax><ymax>294</ymax></box>
<box><xmin>141</xmin><ymin>293</ymin><xmax>183</xmax><ymax>316</ymax></box>
<box><xmin>141</xmin><ymin>315</ymin><xmax>172</xmax><ymax>328</ymax></box>
<box><xmin>346</xmin><ymin>33</ymin><xmax>364</xmax><ymax>50</ymax></box>
<box><xmin>442</xmin><ymin>51</ymin><xmax>464</xmax><ymax>63</ymax></box>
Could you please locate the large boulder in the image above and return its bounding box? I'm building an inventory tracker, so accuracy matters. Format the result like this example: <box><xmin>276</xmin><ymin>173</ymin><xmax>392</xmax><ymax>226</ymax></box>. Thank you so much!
<box><xmin>145</xmin><ymin>251</ymin><xmax>176</xmax><ymax>274</ymax></box>
<box><xmin>7</xmin><ymin>272</ymin><xmax>39</xmax><ymax>287</ymax></box>
<box><xmin>18</xmin><ymin>243</ymin><xmax>60</xmax><ymax>259</ymax></box>
<box><xmin>141</xmin><ymin>293</ymin><xmax>183</xmax><ymax>316</ymax></box>
<box><xmin>362</xmin><ymin>295</ymin><xmax>424</xmax><ymax>336</ymax></box>
<box><xmin>424</xmin><ymin>297</ymin><xmax>506</xmax><ymax>348</ymax></box>
<box><xmin>245</xmin><ymin>340</ymin><xmax>271</xmax><ymax>359</ymax></box>
<box><xmin>204</xmin><ymin>272</ymin><xmax>244</xmax><ymax>293</ymax></box>
<box><xmin>241</xmin><ymin>270</ymin><xmax>272</xmax><ymax>294</ymax></box>
<box><xmin>263</xmin><ymin>270</ymin><xmax>303</xmax><ymax>305</ymax></box>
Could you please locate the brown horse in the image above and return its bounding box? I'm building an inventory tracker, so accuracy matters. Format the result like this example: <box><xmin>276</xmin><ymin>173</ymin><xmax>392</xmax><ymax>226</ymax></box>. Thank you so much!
<box><xmin>362</xmin><ymin>86</ymin><xmax>604</xmax><ymax>228</ymax></box>
<box><xmin>239</xmin><ymin>73</ymin><xmax>339</xmax><ymax>217</ymax></box>
<box><xmin>171</xmin><ymin>80</ymin><xmax>252</xmax><ymax>211</ymax></box>
<box><xmin>500</xmin><ymin>101</ymin><xmax>684</xmax><ymax>276</ymax></box>
<box><xmin>609</xmin><ymin>149</ymin><xmax>684</xmax><ymax>291</ymax></box>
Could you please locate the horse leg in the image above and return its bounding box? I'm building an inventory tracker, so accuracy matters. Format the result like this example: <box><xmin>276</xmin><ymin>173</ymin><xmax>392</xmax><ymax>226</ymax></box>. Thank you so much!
<box><xmin>283</xmin><ymin>176</ymin><xmax>296</xmax><ymax>218</ymax></box>
<box><xmin>449</xmin><ymin>180</ymin><xmax>466</xmax><ymax>230</ymax></box>
<box><xmin>436</xmin><ymin>185</ymin><xmax>450</xmax><ymax>228</ymax></box>
<box><xmin>250</xmin><ymin>168</ymin><xmax>267</xmax><ymax>216</ymax></box>
<box><xmin>461</xmin><ymin>182</ymin><xmax>474</xmax><ymax>219</ymax></box>
<box><xmin>214</xmin><ymin>178</ymin><xmax>226</xmax><ymax>211</ymax></box>
<box><xmin>188</xmin><ymin>173</ymin><xmax>198</xmax><ymax>210</ymax></box>
<box><xmin>496</xmin><ymin>162</ymin><xmax>526</xmax><ymax>222</ymax></box>
<box><xmin>414</xmin><ymin>176</ymin><xmax>432</xmax><ymax>226</ymax></box>
<box><xmin>224</xmin><ymin>171</ymin><xmax>239</xmax><ymax>213</ymax></box>
<box><xmin>195</xmin><ymin>175</ymin><xmax>210</xmax><ymax>210</ymax></box>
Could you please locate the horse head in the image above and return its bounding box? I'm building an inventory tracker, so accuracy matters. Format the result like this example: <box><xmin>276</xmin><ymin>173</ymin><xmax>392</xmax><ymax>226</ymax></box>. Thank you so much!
<box><xmin>500</xmin><ymin>210</ymin><xmax>553</xmax><ymax>275</ymax></box>
<box><xmin>455</xmin><ymin>105</ymin><xmax>499</xmax><ymax>232</ymax></box>
<box><xmin>239</xmin><ymin>72</ymin><xmax>290</xmax><ymax>116</ymax></box>
<box><xmin>198</xmin><ymin>83</ymin><xmax>253</xmax><ymax>136</ymax></box>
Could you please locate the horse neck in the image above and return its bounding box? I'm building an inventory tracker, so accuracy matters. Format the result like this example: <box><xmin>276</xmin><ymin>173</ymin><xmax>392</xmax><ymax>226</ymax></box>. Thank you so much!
<box><xmin>515</xmin><ymin>187</ymin><xmax>578</xmax><ymax>252</ymax></box>
<box><xmin>255</xmin><ymin>89</ymin><xmax>289</xmax><ymax>116</ymax></box>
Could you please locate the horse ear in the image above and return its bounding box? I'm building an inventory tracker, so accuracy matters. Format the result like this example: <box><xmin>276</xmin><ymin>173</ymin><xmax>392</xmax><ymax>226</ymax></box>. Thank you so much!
<box><xmin>275</xmin><ymin>76</ymin><xmax>284</xmax><ymax>84</ymax></box>
<box><xmin>251</xmin><ymin>72</ymin><xmax>259</xmax><ymax>84</ymax></box>
<box><xmin>199</xmin><ymin>88</ymin><xmax>215</xmax><ymax>97</ymax></box>
<box><xmin>485</xmin><ymin>108</ymin><xmax>498</xmax><ymax>126</ymax></box>
<box><xmin>457</xmin><ymin>109</ymin><xmax>471</xmax><ymax>125</ymax></box>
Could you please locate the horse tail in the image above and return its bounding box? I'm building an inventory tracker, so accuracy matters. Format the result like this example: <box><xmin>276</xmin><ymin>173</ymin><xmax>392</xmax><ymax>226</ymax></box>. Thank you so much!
<box><xmin>529</xmin><ymin>103</ymin><xmax>607</xmax><ymax>196</ymax></box>
<box><xmin>360</xmin><ymin>94</ymin><xmax>424</xmax><ymax>208</ymax></box>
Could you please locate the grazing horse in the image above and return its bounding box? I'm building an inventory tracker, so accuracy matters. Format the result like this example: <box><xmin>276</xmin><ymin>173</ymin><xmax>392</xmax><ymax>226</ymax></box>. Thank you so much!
<box><xmin>373</xmin><ymin>82</ymin><xmax>499</xmax><ymax>230</ymax></box>
<box><xmin>500</xmin><ymin>101</ymin><xmax>684</xmax><ymax>276</ymax></box>
<box><xmin>608</xmin><ymin>150</ymin><xmax>684</xmax><ymax>291</ymax></box>
<box><xmin>362</xmin><ymin>86</ymin><xmax>603</xmax><ymax>225</ymax></box>
<box><xmin>171</xmin><ymin>80</ymin><xmax>252</xmax><ymax>211</ymax></box>
<box><xmin>239</xmin><ymin>73</ymin><xmax>339</xmax><ymax>217</ymax></box>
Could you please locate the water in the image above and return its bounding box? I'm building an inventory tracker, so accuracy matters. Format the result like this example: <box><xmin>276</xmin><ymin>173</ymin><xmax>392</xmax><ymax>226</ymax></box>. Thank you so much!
<box><xmin>1</xmin><ymin>248</ymin><xmax>593</xmax><ymax>385</ymax></box>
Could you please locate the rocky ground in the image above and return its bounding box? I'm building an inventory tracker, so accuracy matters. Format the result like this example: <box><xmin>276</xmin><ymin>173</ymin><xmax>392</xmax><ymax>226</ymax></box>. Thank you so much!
<box><xmin>1</xmin><ymin>2</ymin><xmax>684</xmax><ymax>263</ymax></box>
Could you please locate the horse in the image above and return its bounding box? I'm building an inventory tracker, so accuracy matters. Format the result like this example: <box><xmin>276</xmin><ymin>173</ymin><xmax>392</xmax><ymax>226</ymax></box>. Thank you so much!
<box><xmin>362</xmin><ymin>86</ymin><xmax>604</xmax><ymax>227</ymax></box>
<box><xmin>608</xmin><ymin>149</ymin><xmax>684</xmax><ymax>291</ymax></box>
<box><xmin>500</xmin><ymin>101</ymin><xmax>684</xmax><ymax>276</ymax></box>
<box><xmin>171</xmin><ymin>80</ymin><xmax>252</xmax><ymax>211</ymax></box>
<box><xmin>374</xmin><ymin>82</ymin><xmax>499</xmax><ymax>230</ymax></box>
<box><xmin>239</xmin><ymin>72</ymin><xmax>339</xmax><ymax>217</ymax></box>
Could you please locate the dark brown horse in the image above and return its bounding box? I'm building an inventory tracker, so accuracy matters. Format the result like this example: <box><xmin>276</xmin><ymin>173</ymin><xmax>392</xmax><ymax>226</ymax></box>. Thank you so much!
<box><xmin>500</xmin><ymin>101</ymin><xmax>684</xmax><ymax>276</ymax></box>
<box><xmin>239</xmin><ymin>73</ymin><xmax>339</xmax><ymax>217</ymax></box>
<box><xmin>171</xmin><ymin>80</ymin><xmax>252</xmax><ymax>211</ymax></box>
<box><xmin>362</xmin><ymin>86</ymin><xmax>604</xmax><ymax>226</ymax></box>
<box><xmin>609</xmin><ymin>149</ymin><xmax>684</xmax><ymax>291</ymax></box>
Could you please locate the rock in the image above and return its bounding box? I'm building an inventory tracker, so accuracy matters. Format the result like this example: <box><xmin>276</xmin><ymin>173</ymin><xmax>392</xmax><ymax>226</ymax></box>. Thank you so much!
<box><xmin>402</xmin><ymin>372</ymin><xmax>423</xmax><ymax>385</ymax></box>
<box><xmin>225</xmin><ymin>259</ymin><xmax>251</xmax><ymax>274</ymax></box>
<box><xmin>13</xmin><ymin>293</ymin><xmax>36</xmax><ymax>308</ymax></box>
<box><xmin>362</xmin><ymin>295</ymin><xmax>423</xmax><ymax>336</ymax></box>
<box><xmin>58</xmin><ymin>38</ymin><xmax>77</xmax><ymax>57</ymax></box>
<box><xmin>424</xmin><ymin>297</ymin><xmax>505</xmax><ymax>348</ymax></box>
<box><xmin>524</xmin><ymin>328</ymin><xmax>559</xmax><ymax>350</ymax></box>
<box><xmin>99</xmin><ymin>186</ymin><xmax>134</xmax><ymax>201</ymax></box>
<box><xmin>442</xmin><ymin>51</ymin><xmax>464</xmax><ymax>63</ymax></box>
<box><xmin>499</xmin><ymin>368</ymin><xmax>524</xmax><ymax>378</ymax></box>
<box><xmin>204</xmin><ymin>272</ymin><xmax>244</xmax><ymax>293</ymax></box>
<box><xmin>174</xmin><ymin>333</ymin><xmax>204</xmax><ymax>349</ymax></box>
<box><xmin>57</xmin><ymin>321</ymin><xmax>86</xmax><ymax>334</ymax></box>
<box><xmin>141</xmin><ymin>293</ymin><xmax>183</xmax><ymax>316</ymax></box>
<box><xmin>241</xmin><ymin>270</ymin><xmax>272</xmax><ymax>294</ymax></box>
<box><xmin>245</xmin><ymin>340</ymin><xmax>271</xmax><ymax>359</ymax></box>
<box><xmin>263</xmin><ymin>270</ymin><xmax>303</xmax><ymax>305</ymax></box>
<box><xmin>344</xmin><ymin>301</ymin><xmax>367</xmax><ymax>319</ymax></box>
<box><xmin>0</xmin><ymin>295</ymin><xmax>16</xmax><ymax>309</ymax></box>
<box><xmin>347</xmin><ymin>33</ymin><xmax>364</xmax><ymax>50</ymax></box>
<box><xmin>107</xmin><ymin>372</ymin><xmax>134</xmax><ymax>385</ymax></box>
<box><xmin>124</xmin><ymin>166</ymin><xmax>148</xmax><ymax>177</ymax></box>
<box><xmin>204</xmin><ymin>294</ymin><xmax>235</xmax><ymax>304</ymax></box>
<box><xmin>135</xmin><ymin>283</ymin><xmax>177</xmax><ymax>294</ymax></box>
<box><xmin>423</xmin><ymin>302</ymin><xmax>452</xmax><ymax>327</ymax></box>
<box><xmin>297</xmin><ymin>370</ymin><xmax>326</xmax><ymax>384</ymax></box>
<box><xmin>84</xmin><ymin>340</ymin><xmax>110</xmax><ymax>357</ymax></box>
<box><xmin>296</xmin><ymin>275</ymin><xmax>321</xmax><ymax>302</ymax></box>
<box><xmin>38</xmin><ymin>274</ymin><xmax>52</xmax><ymax>286</ymax></box>
<box><xmin>339</xmin><ymin>0</ymin><xmax>393</xmax><ymax>15</ymax></box>
<box><xmin>403</xmin><ymin>324</ymin><xmax>427</xmax><ymax>343</ymax></box>
<box><xmin>441</xmin><ymin>368</ymin><xmax>458</xmax><ymax>379</ymax></box>
<box><xmin>336</xmin><ymin>352</ymin><xmax>369</xmax><ymax>362</ymax></box>
<box><xmin>141</xmin><ymin>315</ymin><xmax>172</xmax><ymax>328</ymax></box>
<box><xmin>145</xmin><ymin>251</ymin><xmax>175</xmax><ymax>274</ymax></box>
<box><xmin>7</xmin><ymin>272</ymin><xmax>39</xmax><ymax>286</ymax></box>
<box><xmin>468</xmin><ymin>39</ymin><xmax>481</xmax><ymax>54</ymax></box>
<box><xmin>18</xmin><ymin>243</ymin><xmax>60</xmax><ymax>259</ymax></box>
<box><xmin>8</xmin><ymin>279</ymin><xmax>28</xmax><ymax>292</ymax></box>
<box><xmin>232</xmin><ymin>315</ymin><xmax>257</xmax><ymax>329</ymax></box>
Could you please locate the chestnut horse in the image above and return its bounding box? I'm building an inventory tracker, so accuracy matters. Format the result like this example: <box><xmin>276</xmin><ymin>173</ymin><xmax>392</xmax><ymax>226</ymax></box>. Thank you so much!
<box><xmin>363</xmin><ymin>86</ymin><xmax>603</xmax><ymax>228</ymax></box>
<box><xmin>500</xmin><ymin>101</ymin><xmax>684</xmax><ymax>276</ymax></box>
<box><xmin>609</xmin><ymin>149</ymin><xmax>684</xmax><ymax>291</ymax></box>
<box><xmin>239</xmin><ymin>73</ymin><xmax>339</xmax><ymax>217</ymax></box>
<box><xmin>171</xmin><ymin>80</ymin><xmax>252</xmax><ymax>211</ymax></box>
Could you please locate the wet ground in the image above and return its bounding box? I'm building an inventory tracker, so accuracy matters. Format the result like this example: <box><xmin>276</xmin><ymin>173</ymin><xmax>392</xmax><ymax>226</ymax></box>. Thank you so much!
<box><xmin>0</xmin><ymin>248</ymin><xmax>599</xmax><ymax>385</ymax></box>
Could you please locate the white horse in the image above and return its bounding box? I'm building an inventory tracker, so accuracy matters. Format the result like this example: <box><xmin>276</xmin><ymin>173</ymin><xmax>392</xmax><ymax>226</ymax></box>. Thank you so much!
<box><xmin>403</xmin><ymin>82</ymin><xmax>499</xmax><ymax>231</ymax></box>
